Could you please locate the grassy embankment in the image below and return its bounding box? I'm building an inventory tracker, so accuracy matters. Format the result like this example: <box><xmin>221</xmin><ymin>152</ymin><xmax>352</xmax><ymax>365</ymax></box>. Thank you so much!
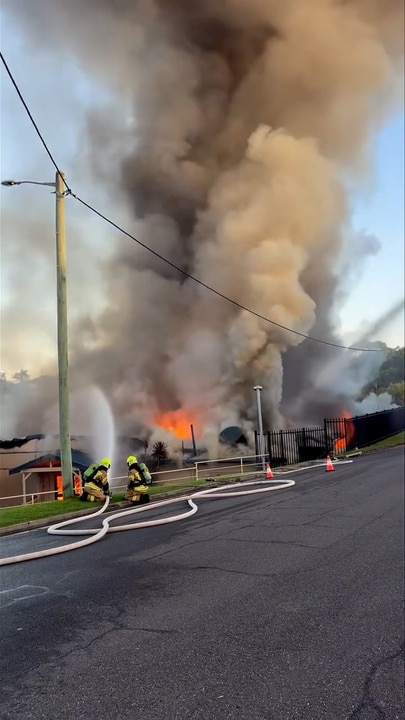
<box><xmin>0</xmin><ymin>481</ymin><xmax>207</xmax><ymax>529</ymax></box>
<box><xmin>357</xmin><ymin>430</ymin><xmax>404</xmax><ymax>453</ymax></box>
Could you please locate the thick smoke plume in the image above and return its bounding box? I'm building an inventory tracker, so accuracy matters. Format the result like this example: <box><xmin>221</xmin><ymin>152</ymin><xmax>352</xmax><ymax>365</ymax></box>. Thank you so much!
<box><xmin>2</xmin><ymin>0</ymin><xmax>404</xmax><ymax>445</ymax></box>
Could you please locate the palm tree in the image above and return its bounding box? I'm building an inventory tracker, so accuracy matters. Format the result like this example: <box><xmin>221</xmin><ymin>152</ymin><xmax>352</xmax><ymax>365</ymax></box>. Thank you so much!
<box><xmin>13</xmin><ymin>369</ymin><xmax>29</xmax><ymax>382</ymax></box>
<box><xmin>151</xmin><ymin>441</ymin><xmax>169</xmax><ymax>469</ymax></box>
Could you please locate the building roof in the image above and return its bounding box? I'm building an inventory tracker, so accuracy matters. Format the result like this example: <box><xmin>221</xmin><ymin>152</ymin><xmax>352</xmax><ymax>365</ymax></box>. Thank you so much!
<box><xmin>219</xmin><ymin>426</ymin><xmax>248</xmax><ymax>446</ymax></box>
<box><xmin>9</xmin><ymin>449</ymin><xmax>93</xmax><ymax>475</ymax></box>
<box><xmin>0</xmin><ymin>434</ymin><xmax>47</xmax><ymax>450</ymax></box>
<box><xmin>0</xmin><ymin>434</ymin><xmax>87</xmax><ymax>450</ymax></box>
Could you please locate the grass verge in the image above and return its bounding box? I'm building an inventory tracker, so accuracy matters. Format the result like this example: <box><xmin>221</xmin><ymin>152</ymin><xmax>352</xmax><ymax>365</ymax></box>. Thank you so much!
<box><xmin>0</xmin><ymin>480</ymin><xmax>208</xmax><ymax>529</ymax></box>
<box><xmin>356</xmin><ymin>431</ymin><xmax>404</xmax><ymax>453</ymax></box>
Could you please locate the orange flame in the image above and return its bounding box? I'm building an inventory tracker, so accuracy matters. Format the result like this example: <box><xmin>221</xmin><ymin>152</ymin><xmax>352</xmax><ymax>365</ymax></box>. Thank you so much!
<box><xmin>154</xmin><ymin>410</ymin><xmax>199</xmax><ymax>440</ymax></box>
<box><xmin>334</xmin><ymin>410</ymin><xmax>355</xmax><ymax>454</ymax></box>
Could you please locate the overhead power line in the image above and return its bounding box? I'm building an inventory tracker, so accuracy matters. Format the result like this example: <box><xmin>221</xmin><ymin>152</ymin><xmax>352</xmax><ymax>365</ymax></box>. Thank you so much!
<box><xmin>73</xmin><ymin>196</ymin><xmax>382</xmax><ymax>352</ymax></box>
<box><xmin>1</xmin><ymin>52</ymin><xmax>70</xmax><ymax>193</ymax></box>
<box><xmin>1</xmin><ymin>50</ymin><xmax>385</xmax><ymax>353</ymax></box>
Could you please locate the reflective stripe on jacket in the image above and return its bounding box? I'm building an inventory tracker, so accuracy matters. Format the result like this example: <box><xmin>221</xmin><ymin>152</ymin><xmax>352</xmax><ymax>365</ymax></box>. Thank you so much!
<box><xmin>93</xmin><ymin>469</ymin><xmax>109</xmax><ymax>493</ymax></box>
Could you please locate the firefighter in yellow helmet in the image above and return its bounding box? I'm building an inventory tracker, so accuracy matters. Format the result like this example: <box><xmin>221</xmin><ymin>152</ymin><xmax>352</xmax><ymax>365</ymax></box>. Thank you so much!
<box><xmin>80</xmin><ymin>458</ymin><xmax>111</xmax><ymax>502</ymax></box>
<box><xmin>124</xmin><ymin>455</ymin><xmax>152</xmax><ymax>504</ymax></box>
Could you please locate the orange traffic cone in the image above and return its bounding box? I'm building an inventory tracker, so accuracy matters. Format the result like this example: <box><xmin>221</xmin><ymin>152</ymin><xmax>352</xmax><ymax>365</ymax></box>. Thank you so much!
<box><xmin>266</xmin><ymin>462</ymin><xmax>274</xmax><ymax>479</ymax></box>
<box><xmin>325</xmin><ymin>455</ymin><xmax>335</xmax><ymax>472</ymax></box>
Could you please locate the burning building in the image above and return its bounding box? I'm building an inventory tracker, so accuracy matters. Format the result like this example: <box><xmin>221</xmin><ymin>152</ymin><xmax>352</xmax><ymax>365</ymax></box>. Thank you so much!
<box><xmin>1</xmin><ymin>0</ymin><xmax>403</xmax><ymax>446</ymax></box>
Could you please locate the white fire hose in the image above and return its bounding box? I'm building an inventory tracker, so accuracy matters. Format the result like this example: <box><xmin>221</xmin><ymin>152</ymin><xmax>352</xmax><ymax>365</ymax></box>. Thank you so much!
<box><xmin>0</xmin><ymin>460</ymin><xmax>353</xmax><ymax>567</ymax></box>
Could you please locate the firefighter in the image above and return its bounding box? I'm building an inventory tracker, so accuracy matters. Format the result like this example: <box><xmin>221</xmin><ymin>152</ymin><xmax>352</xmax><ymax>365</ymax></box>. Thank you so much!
<box><xmin>124</xmin><ymin>455</ymin><xmax>151</xmax><ymax>505</ymax></box>
<box><xmin>80</xmin><ymin>458</ymin><xmax>111</xmax><ymax>502</ymax></box>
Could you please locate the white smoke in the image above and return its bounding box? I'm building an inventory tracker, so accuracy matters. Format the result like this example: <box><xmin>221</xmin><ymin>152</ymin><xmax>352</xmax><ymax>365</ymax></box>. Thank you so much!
<box><xmin>353</xmin><ymin>392</ymin><xmax>398</xmax><ymax>415</ymax></box>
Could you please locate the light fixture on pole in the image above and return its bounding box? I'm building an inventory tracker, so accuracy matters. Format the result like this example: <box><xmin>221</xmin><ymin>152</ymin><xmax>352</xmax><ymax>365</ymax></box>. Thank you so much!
<box><xmin>2</xmin><ymin>172</ymin><xmax>73</xmax><ymax>496</ymax></box>
<box><xmin>253</xmin><ymin>385</ymin><xmax>266</xmax><ymax>470</ymax></box>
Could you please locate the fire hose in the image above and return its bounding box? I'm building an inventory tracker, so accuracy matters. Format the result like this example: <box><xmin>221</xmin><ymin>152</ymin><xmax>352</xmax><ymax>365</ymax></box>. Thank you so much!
<box><xmin>0</xmin><ymin>460</ymin><xmax>353</xmax><ymax>567</ymax></box>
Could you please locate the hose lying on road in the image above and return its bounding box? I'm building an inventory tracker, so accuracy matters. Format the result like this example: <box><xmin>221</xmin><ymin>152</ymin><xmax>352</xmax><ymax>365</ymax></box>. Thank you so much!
<box><xmin>0</xmin><ymin>460</ymin><xmax>353</xmax><ymax>566</ymax></box>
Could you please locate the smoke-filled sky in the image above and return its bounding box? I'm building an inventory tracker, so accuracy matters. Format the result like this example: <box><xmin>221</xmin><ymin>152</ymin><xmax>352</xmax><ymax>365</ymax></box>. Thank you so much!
<box><xmin>0</xmin><ymin>0</ymin><xmax>404</xmax><ymax>443</ymax></box>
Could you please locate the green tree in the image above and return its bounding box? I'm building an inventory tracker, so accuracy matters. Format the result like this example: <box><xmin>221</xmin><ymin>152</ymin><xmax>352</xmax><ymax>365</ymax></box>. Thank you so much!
<box><xmin>358</xmin><ymin>347</ymin><xmax>404</xmax><ymax>399</ymax></box>
<box><xmin>387</xmin><ymin>382</ymin><xmax>405</xmax><ymax>406</ymax></box>
<box><xmin>376</xmin><ymin>347</ymin><xmax>404</xmax><ymax>387</ymax></box>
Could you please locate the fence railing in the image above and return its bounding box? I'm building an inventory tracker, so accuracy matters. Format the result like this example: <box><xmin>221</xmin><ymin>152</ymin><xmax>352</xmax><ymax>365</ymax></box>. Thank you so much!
<box><xmin>255</xmin><ymin>425</ymin><xmax>330</xmax><ymax>466</ymax></box>
<box><xmin>0</xmin><ymin>457</ymin><xmax>270</xmax><ymax>509</ymax></box>
<box><xmin>1</xmin><ymin>407</ymin><xmax>403</xmax><ymax>509</ymax></box>
<box><xmin>110</xmin><ymin>464</ymin><xmax>198</xmax><ymax>487</ymax></box>
<box><xmin>267</xmin><ymin>426</ymin><xmax>327</xmax><ymax>466</ymax></box>
<box><xmin>0</xmin><ymin>488</ymin><xmax>67</xmax><ymax>508</ymax></box>
<box><xmin>349</xmin><ymin>406</ymin><xmax>404</xmax><ymax>449</ymax></box>
<box><xmin>195</xmin><ymin>454</ymin><xmax>267</xmax><ymax>481</ymax></box>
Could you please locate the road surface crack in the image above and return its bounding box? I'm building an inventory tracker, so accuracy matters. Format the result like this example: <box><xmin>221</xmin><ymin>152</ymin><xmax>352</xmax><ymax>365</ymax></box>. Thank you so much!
<box><xmin>119</xmin><ymin>625</ymin><xmax>178</xmax><ymax>635</ymax></box>
<box><xmin>192</xmin><ymin>564</ymin><xmax>273</xmax><ymax>578</ymax></box>
<box><xmin>348</xmin><ymin>640</ymin><xmax>404</xmax><ymax>719</ymax></box>
<box><xmin>226</xmin><ymin>537</ymin><xmax>320</xmax><ymax>549</ymax></box>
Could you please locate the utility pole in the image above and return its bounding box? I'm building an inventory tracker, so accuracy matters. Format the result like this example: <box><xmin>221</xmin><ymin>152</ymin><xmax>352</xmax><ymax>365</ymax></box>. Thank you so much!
<box><xmin>2</xmin><ymin>172</ymin><xmax>73</xmax><ymax>495</ymax></box>
<box><xmin>55</xmin><ymin>171</ymin><xmax>73</xmax><ymax>496</ymax></box>
<box><xmin>253</xmin><ymin>385</ymin><xmax>266</xmax><ymax>470</ymax></box>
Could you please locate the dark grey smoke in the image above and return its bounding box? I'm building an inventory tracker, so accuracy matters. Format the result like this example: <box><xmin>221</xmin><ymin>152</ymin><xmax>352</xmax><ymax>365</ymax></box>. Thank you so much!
<box><xmin>283</xmin><ymin>300</ymin><xmax>404</xmax><ymax>426</ymax></box>
<box><xmin>1</xmin><ymin>0</ymin><xmax>404</xmax><ymax>446</ymax></box>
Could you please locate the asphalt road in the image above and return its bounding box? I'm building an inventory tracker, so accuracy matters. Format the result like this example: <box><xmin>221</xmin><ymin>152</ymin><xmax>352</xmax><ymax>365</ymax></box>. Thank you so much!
<box><xmin>0</xmin><ymin>449</ymin><xmax>404</xmax><ymax>720</ymax></box>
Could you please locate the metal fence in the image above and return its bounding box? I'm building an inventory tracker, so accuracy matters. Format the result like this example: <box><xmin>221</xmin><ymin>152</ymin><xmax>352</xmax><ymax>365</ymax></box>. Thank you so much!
<box><xmin>195</xmin><ymin>454</ymin><xmax>266</xmax><ymax>481</ymax></box>
<box><xmin>0</xmin><ymin>489</ymin><xmax>62</xmax><ymax>508</ymax></box>
<box><xmin>350</xmin><ymin>406</ymin><xmax>404</xmax><ymax>448</ymax></box>
<box><xmin>324</xmin><ymin>406</ymin><xmax>404</xmax><ymax>456</ymax></box>
<box><xmin>265</xmin><ymin>426</ymin><xmax>328</xmax><ymax>466</ymax></box>
<box><xmin>0</xmin><ymin>465</ymin><xmax>200</xmax><ymax>509</ymax></box>
<box><xmin>253</xmin><ymin>406</ymin><xmax>405</xmax><ymax>466</ymax></box>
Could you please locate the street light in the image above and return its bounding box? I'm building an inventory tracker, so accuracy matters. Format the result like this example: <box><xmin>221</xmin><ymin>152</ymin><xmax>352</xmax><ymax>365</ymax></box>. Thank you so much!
<box><xmin>1</xmin><ymin>171</ymin><xmax>73</xmax><ymax>496</ymax></box>
<box><xmin>1</xmin><ymin>180</ymin><xmax>56</xmax><ymax>187</ymax></box>
<box><xmin>253</xmin><ymin>385</ymin><xmax>266</xmax><ymax>470</ymax></box>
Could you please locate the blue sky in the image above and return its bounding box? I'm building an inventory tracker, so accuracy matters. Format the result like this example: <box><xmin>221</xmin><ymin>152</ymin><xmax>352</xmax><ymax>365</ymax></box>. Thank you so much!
<box><xmin>339</xmin><ymin>112</ymin><xmax>404</xmax><ymax>346</ymax></box>
<box><xmin>0</xmin><ymin>9</ymin><xmax>404</xmax><ymax>380</ymax></box>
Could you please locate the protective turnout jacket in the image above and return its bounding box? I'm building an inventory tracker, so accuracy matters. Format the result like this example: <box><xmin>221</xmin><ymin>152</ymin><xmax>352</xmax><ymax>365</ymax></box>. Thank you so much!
<box><xmin>92</xmin><ymin>468</ymin><xmax>110</xmax><ymax>495</ymax></box>
<box><xmin>127</xmin><ymin>462</ymin><xmax>150</xmax><ymax>489</ymax></box>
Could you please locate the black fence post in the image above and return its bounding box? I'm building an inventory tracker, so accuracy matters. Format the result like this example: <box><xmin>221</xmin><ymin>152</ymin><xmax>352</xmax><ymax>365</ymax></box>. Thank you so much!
<box><xmin>267</xmin><ymin>432</ymin><xmax>272</xmax><ymax>464</ymax></box>
<box><xmin>279</xmin><ymin>430</ymin><xmax>285</xmax><ymax>465</ymax></box>
<box><xmin>324</xmin><ymin>419</ymin><xmax>329</xmax><ymax>457</ymax></box>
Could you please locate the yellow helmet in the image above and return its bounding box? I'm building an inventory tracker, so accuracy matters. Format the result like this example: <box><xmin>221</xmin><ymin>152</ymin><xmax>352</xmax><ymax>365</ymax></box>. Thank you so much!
<box><xmin>127</xmin><ymin>455</ymin><xmax>138</xmax><ymax>466</ymax></box>
<box><xmin>100</xmin><ymin>458</ymin><xmax>111</xmax><ymax>469</ymax></box>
